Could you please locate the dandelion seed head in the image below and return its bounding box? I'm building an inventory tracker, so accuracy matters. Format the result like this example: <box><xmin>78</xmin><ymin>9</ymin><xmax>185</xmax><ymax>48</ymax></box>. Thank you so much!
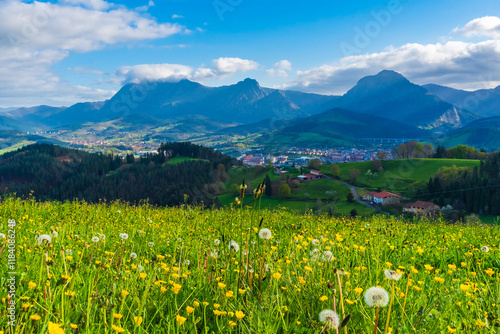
<box><xmin>259</xmin><ymin>228</ymin><xmax>272</xmax><ymax>240</ymax></box>
<box><xmin>481</xmin><ymin>246</ymin><xmax>489</xmax><ymax>253</ymax></box>
<box><xmin>92</xmin><ymin>236</ymin><xmax>100</xmax><ymax>243</ymax></box>
<box><xmin>318</xmin><ymin>309</ymin><xmax>340</xmax><ymax>329</ymax></box>
<box><xmin>37</xmin><ymin>234</ymin><xmax>52</xmax><ymax>245</ymax></box>
<box><xmin>229</xmin><ymin>240</ymin><xmax>240</xmax><ymax>252</ymax></box>
<box><xmin>120</xmin><ymin>233</ymin><xmax>129</xmax><ymax>240</ymax></box>
<box><xmin>0</xmin><ymin>233</ymin><xmax>5</xmax><ymax>239</ymax></box>
<box><xmin>51</xmin><ymin>231</ymin><xmax>59</xmax><ymax>238</ymax></box>
<box><xmin>323</xmin><ymin>251</ymin><xmax>333</xmax><ymax>261</ymax></box>
<box><xmin>148</xmin><ymin>242</ymin><xmax>154</xmax><ymax>247</ymax></box>
<box><xmin>384</xmin><ymin>269</ymin><xmax>402</xmax><ymax>281</ymax></box>
<box><xmin>364</xmin><ymin>287</ymin><xmax>390</xmax><ymax>307</ymax></box>
<box><xmin>214</xmin><ymin>239</ymin><xmax>220</xmax><ymax>245</ymax></box>
<box><xmin>130</xmin><ymin>252</ymin><xmax>137</xmax><ymax>259</ymax></box>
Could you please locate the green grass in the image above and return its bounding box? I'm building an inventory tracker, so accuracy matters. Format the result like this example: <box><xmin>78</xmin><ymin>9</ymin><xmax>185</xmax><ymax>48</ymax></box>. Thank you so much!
<box><xmin>321</xmin><ymin>159</ymin><xmax>480</xmax><ymax>195</ymax></box>
<box><xmin>219</xmin><ymin>173</ymin><xmax>377</xmax><ymax>216</ymax></box>
<box><xmin>1</xmin><ymin>197</ymin><xmax>499</xmax><ymax>333</ymax></box>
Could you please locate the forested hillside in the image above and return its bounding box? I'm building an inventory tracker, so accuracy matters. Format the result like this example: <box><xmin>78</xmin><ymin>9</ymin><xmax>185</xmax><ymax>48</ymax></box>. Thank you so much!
<box><xmin>0</xmin><ymin>142</ymin><xmax>236</xmax><ymax>206</ymax></box>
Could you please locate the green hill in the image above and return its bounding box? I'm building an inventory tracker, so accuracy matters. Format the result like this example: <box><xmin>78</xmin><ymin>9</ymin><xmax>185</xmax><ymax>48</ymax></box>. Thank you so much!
<box><xmin>321</xmin><ymin>158</ymin><xmax>480</xmax><ymax>195</ymax></box>
<box><xmin>437</xmin><ymin>116</ymin><xmax>500</xmax><ymax>150</ymax></box>
<box><xmin>219</xmin><ymin>165</ymin><xmax>376</xmax><ymax>216</ymax></box>
<box><xmin>262</xmin><ymin>108</ymin><xmax>427</xmax><ymax>147</ymax></box>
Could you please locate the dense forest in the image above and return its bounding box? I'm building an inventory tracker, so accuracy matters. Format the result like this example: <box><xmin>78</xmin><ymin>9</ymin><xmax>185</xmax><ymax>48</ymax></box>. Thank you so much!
<box><xmin>0</xmin><ymin>142</ymin><xmax>237</xmax><ymax>206</ymax></box>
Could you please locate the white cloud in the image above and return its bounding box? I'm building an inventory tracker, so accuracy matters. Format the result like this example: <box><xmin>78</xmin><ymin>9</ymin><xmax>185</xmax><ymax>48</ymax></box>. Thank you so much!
<box><xmin>0</xmin><ymin>1</ymin><xmax>183</xmax><ymax>52</ymax></box>
<box><xmin>68</xmin><ymin>66</ymin><xmax>104</xmax><ymax>75</ymax></box>
<box><xmin>172</xmin><ymin>14</ymin><xmax>184</xmax><ymax>19</ymax></box>
<box><xmin>136</xmin><ymin>0</ymin><xmax>155</xmax><ymax>12</ymax></box>
<box><xmin>60</xmin><ymin>0</ymin><xmax>111</xmax><ymax>11</ymax></box>
<box><xmin>117</xmin><ymin>57</ymin><xmax>260</xmax><ymax>83</ymax></box>
<box><xmin>453</xmin><ymin>16</ymin><xmax>500</xmax><ymax>39</ymax></box>
<box><xmin>0</xmin><ymin>0</ymin><xmax>185</xmax><ymax>107</ymax></box>
<box><xmin>286</xmin><ymin>17</ymin><xmax>500</xmax><ymax>95</ymax></box>
<box><xmin>212</xmin><ymin>57</ymin><xmax>259</xmax><ymax>76</ymax></box>
<box><xmin>266</xmin><ymin>60</ymin><xmax>292</xmax><ymax>78</ymax></box>
<box><xmin>117</xmin><ymin>64</ymin><xmax>194</xmax><ymax>83</ymax></box>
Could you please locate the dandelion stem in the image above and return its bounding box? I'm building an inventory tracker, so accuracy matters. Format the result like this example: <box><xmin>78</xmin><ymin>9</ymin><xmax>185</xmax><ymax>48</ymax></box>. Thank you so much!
<box><xmin>373</xmin><ymin>307</ymin><xmax>380</xmax><ymax>334</ymax></box>
<box><xmin>384</xmin><ymin>280</ymin><xmax>395</xmax><ymax>334</ymax></box>
<box><xmin>336</xmin><ymin>270</ymin><xmax>347</xmax><ymax>334</ymax></box>
<box><xmin>402</xmin><ymin>272</ymin><xmax>411</xmax><ymax>317</ymax></box>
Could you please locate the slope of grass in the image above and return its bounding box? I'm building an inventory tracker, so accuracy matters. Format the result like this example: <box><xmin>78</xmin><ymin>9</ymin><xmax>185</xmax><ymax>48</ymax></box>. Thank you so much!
<box><xmin>321</xmin><ymin>159</ymin><xmax>480</xmax><ymax>195</ymax></box>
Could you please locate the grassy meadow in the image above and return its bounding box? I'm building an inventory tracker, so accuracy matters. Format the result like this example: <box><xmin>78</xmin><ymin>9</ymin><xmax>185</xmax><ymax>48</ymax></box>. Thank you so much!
<box><xmin>0</xmin><ymin>197</ymin><xmax>499</xmax><ymax>333</ymax></box>
<box><xmin>221</xmin><ymin>166</ymin><xmax>376</xmax><ymax>216</ymax></box>
<box><xmin>321</xmin><ymin>159</ymin><xmax>481</xmax><ymax>195</ymax></box>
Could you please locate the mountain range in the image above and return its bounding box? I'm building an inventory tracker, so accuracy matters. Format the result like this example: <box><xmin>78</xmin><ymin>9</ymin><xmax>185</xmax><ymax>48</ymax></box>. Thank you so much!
<box><xmin>1</xmin><ymin>70</ymin><xmax>499</xmax><ymax>151</ymax></box>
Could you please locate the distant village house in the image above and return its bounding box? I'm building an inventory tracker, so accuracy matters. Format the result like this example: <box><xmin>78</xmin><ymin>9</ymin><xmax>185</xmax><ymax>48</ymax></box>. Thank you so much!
<box><xmin>372</xmin><ymin>191</ymin><xmax>401</xmax><ymax>205</ymax></box>
<box><xmin>403</xmin><ymin>201</ymin><xmax>440</xmax><ymax>215</ymax></box>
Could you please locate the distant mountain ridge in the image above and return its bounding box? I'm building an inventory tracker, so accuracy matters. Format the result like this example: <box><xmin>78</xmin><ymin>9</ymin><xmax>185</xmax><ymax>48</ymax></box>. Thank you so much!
<box><xmin>325</xmin><ymin>70</ymin><xmax>475</xmax><ymax>129</ymax></box>
<box><xmin>0</xmin><ymin>70</ymin><xmax>499</xmax><ymax>151</ymax></box>
<box><xmin>261</xmin><ymin>107</ymin><xmax>428</xmax><ymax>147</ymax></box>
<box><xmin>424</xmin><ymin>84</ymin><xmax>500</xmax><ymax>118</ymax></box>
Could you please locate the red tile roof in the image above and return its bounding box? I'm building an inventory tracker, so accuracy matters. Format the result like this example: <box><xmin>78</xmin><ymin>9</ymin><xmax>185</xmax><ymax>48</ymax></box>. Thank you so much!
<box><xmin>374</xmin><ymin>191</ymin><xmax>399</xmax><ymax>198</ymax></box>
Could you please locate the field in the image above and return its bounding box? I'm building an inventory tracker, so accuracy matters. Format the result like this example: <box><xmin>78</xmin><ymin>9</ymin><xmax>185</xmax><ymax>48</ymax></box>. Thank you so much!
<box><xmin>1</xmin><ymin>197</ymin><xmax>499</xmax><ymax>333</ymax></box>
<box><xmin>222</xmin><ymin>167</ymin><xmax>376</xmax><ymax>216</ymax></box>
<box><xmin>321</xmin><ymin>159</ymin><xmax>481</xmax><ymax>195</ymax></box>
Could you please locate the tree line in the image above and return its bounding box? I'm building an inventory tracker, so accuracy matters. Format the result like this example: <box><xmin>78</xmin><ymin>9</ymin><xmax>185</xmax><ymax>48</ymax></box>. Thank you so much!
<box><xmin>409</xmin><ymin>152</ymin><xmax>500</xmax><ymax>216</ymax></box>
<box><xmin>0</xmin><ymin>142</ymin><xmax>237</xmax><ymax>207</ymax></box>
<box><xmin>393</xmin><ymin>141</ymin><xmax>488</xmax><ymax>160</ymax></box>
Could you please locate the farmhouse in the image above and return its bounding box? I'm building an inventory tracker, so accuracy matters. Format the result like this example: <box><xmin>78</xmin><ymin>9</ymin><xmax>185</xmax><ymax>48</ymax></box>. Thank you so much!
<box><xmin>373</xmin><ymin>191</ymin><xmax>401</xmax><ymax>205</ymax></box>
<box><xmin>309</xmin><ymin>169</ymin><xmax>324</xmax><ymax>176</ymax></box>
<box><xmin>403</xmin><ymin>201</ymin><xmax>440</xmax><ymax>215</ymax></box>
<box><xmin>361</xmin><ymin>191</ymin><xmax>378</xmax><ymax>202</ymax></box>
<box><xmin>297</xmin><ymin>173</ymin><xmax>323</xmax><ymax>181</ymax></box>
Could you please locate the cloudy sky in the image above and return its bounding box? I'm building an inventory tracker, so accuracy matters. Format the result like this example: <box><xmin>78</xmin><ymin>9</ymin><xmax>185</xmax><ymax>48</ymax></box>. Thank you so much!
<box><xmin>1</xmin><ymin>0</ymin><xmax>499</xmax><ymax>107</ymax></box>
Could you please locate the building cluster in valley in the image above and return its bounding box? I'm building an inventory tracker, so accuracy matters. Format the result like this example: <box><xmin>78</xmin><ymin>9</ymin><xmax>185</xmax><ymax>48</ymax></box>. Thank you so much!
<box><xmin>360</xmin><ymin>191</ymin><xmax>440</xmax><ymax>216</ymax></box>
<box><xmin>237</xmin><ymin>147</ymin><xmax>394</xmax><ymax>166</ymax></box>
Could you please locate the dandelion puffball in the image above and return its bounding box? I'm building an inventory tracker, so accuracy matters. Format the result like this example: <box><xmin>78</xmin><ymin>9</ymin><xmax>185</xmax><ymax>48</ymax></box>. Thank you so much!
<box><xmin>51</xmin><ymin>231</ymin><xmax>59</xmax><ymax>238</ymax></box>
<box><xmin>130</xmin><ymin>252</ymin><xmax>137</xmax><ymax>259</ymax></box>
<box><xmin>0</xmin><ymin>233</ymin><xmax>5</xmax><ymax>239</ymax></box>
<box><xmin>319</xmin><ymin>309</ymin><xmax>340</xmax><ymax>330</ymax></box>
<box><xmin>148</xmin><ymin>242</ymin><xmax>154</xmax><ymax>247</ymax></box>
<box><xmin>258</xmin><ymin>228</ymin><xmax>272</xmax><ymax>240</ymax></box>
<box><xmin>323</xmin><ymin>251</ymin><xmax>333</xmax><ymax>261</ymax></box>
<box><xmin>481</xmin><ymin>246</ymin><xmax>489</xmax><ymax>253</ymax></box>
<box><xmin>364</xmin><ymin>287</ymin><xmax>390</xmax><ymax>308</ymax></box>
<box><xmin>37</xmin><ymin>234</ymin><xmax>52</xmax><ymax>245</ymax></box>
<box><xmin>229</xmin><ymin>240</ymin><xmax>240</xmax><ymax>252</ymax></box>
<box><xmin>120</xmin><ymin>233</ymin><xmax>129</xmax><ymax>240</ymax></box>
<box><xmin>92</xmin><ymin>236</ymin><xmax>100</xmax><ymax>243</ymax></box>
<box><xmin>384</xmin><ymin>269</ymin><xmax>402</xmax><ymax>281</ymax></box>
<box><xmin>214</xmin><ymin>239</ymin><xmax>220</xmax><ymax>245</ymax></box>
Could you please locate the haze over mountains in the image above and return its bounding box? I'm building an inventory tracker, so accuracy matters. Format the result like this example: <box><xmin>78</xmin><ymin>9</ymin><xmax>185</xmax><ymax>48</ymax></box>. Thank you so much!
<box><xmin>2</xmin><ymin>70</ymin><xmax>500</xmax><ymax>150</ymax></box>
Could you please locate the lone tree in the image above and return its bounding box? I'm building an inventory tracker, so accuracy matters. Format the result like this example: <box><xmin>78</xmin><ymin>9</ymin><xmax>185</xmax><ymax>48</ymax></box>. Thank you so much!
<box><xmin>349</xmin><ymin>169</ymin><xmax>360</xmax><ymax>183</ymax></box>
<box><xmin>347</xmin><ymin>192</ymin><xmax>355</xmax><ymax>203</ymax></box>
<box><xmin>330</xmin><ymin>164</ymin><xmax>341</xmax><ymax>178</ymax></box>
<box><xmin>376</xmin><ymin>150</ymin><xmax>388</xmax><ymax>160</ymax></box>
<box><xmin>278</xmin><ymin>182</ymin><xmax>291</xmax><ymax>199</ymax></box>
<box><xmin>308</xmin><ymin>158</ymin><xmax>322</xmax><ymax>170</ymax></box>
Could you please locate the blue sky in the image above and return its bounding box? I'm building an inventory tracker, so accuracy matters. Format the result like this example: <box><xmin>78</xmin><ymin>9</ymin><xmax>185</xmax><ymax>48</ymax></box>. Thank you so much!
<box><xmin>0</xmin><ymin>0</ymin><xmax>499</xmax><ymax>107</ymax></box>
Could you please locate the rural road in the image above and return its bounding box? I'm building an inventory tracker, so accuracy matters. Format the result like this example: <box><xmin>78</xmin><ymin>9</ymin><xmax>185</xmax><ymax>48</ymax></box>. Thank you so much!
<box><xmin>324</xmin><ymin>175</ymin><xmax>389</xmax><ymax>215</ymax></box>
